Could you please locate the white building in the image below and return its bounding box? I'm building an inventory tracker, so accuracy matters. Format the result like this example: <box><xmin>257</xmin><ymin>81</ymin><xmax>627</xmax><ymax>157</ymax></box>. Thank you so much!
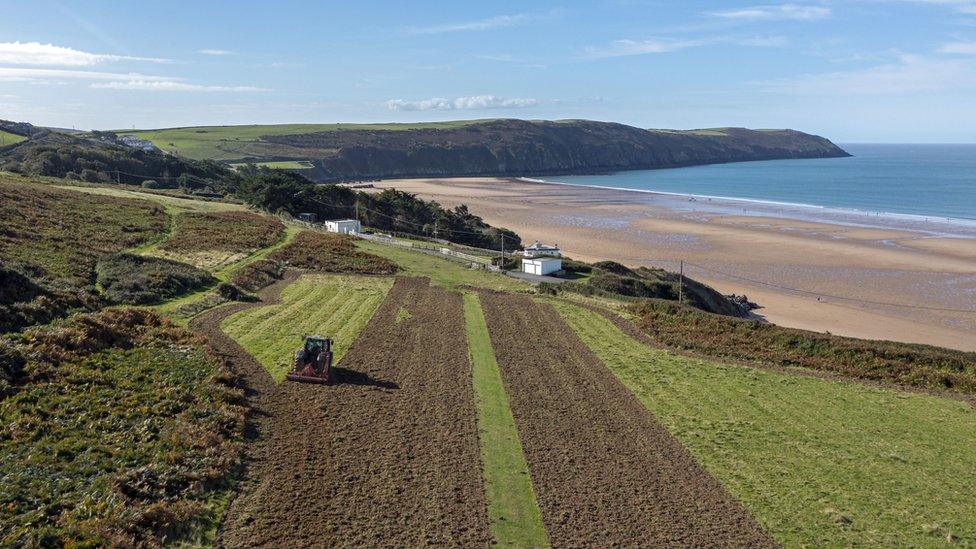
<box><xmin>522</xmin><ymin>257</ymin><xmax>562</xmax><ymax>276</ymax></box>
<box><xmin>324</xmin><ymin>219</ymin><xmax>361</xmax><ymax>235</ymax></box>
<box><xmin>522</xmin><ymin>241</ymin><xmax>561</xmax><ymax>257</ymax></box>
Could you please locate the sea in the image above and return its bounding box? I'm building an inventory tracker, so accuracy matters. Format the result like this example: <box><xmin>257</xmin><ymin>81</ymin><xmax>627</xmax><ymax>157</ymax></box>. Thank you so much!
<box><xmin>540</xmin><ymin>144</ymin><xmax>976</xmax><ymax>235</ymax></box>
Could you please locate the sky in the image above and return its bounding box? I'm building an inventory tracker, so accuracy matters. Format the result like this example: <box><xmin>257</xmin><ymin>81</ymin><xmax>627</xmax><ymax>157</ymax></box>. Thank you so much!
<box><xmin>2</xmin><ymin>1</ymin><xmax>976</xmax><ymax>142</ymax></box>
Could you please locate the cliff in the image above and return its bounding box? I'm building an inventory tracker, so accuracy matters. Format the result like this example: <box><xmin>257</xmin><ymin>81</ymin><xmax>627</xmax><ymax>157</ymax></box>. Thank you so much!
<box><xmin>251</xmin><ymin>119</ymin><xmax>850</xmax><ymax>181</ymax></box>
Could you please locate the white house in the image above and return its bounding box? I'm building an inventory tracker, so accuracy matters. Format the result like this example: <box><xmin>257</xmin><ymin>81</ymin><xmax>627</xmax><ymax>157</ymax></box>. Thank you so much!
<box><xmin>522</xmin><ymin>257</ymin><xmax>562</xmax><ymax>276</ymax></box>
<box><xmin>324</xmin><ymin>219</ymin><xmax>361</xmax><ymax>235</ymax></box>
<box><xmin>522</xmin><ymin>241</ymin><xmax>561</xmax><ymax>257</ymax></box>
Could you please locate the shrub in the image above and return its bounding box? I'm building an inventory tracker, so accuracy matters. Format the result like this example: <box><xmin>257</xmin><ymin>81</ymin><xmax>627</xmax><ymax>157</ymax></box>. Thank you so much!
<box><xmin>0</xmin><ymin>309</ymin><xmax>244</xmax><ymax>546</ymax></box>
<box><xmin>629</xmin><ymin>299</ymin><xmax>976</xmax><ymax>396</ymax></box>
<box><xmin>216</xmin><ymin>282</ymin><xmax>257</xmax><ymax>302</ymax></box>
<box><xmin>160</xmin><ymin>211</ymin><xmax>285</xmax><ymax>254</ymax></box>
<box><xmin>268</xmin><ymin>231</ymin><xmax>397</xmax><ymax>275</ymax></box>
<box><xmin>80</xmin><ymin>168</ymin><xmax>102</xmax><ymax>182</ymax></box>
<box><xmin>96</xmin><ymin>253</ymin><xmax>215</xmax><ymax>305</ymax></box>
<box><xmin>231</xmin><ymin>258</ymin><xmax>284</xmax><ymax>292</ymax></box>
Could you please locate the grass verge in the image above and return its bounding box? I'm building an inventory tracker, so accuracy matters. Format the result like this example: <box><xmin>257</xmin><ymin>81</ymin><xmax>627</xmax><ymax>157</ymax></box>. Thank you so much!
<box><xmin>552</xmin><ymin>300</ymin><xmax>976</xmax><ymax>547</ymax></box>
<box><xmin>462</xmin><ymin>293</ymin><xmax>549</xmax><ymax>548</ymax></box>
<box><xmin>356</xmin><ymin>239</ymin><xmax>527</xmax><ymax>292</ymax></box>
<box><xmin>220</xmin><ymin>274</ymin><xmax>392</xmax><ymax>381</ymax></box>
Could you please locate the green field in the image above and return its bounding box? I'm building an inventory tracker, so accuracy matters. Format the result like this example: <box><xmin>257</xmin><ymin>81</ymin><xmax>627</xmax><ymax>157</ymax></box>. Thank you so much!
<box><xmin>463</xmin><ymin>293</ymin><xmax>548</xmax><ymax>548</ymax></box>
<box><xmin>551</xmin><ymin>301</ymin><xmax>976</xmax><ymax>547</ymax></box>
<box><xmin>118</xmin><ymin>120</ymin><xmax>488</xmax><ymax>161</ymax></box>
<box><xmin>231</xmin><ymin>160</ymin><xmax>315</xmax><ymax>170</ymax></box>
<box><xmin>356</xmin><ymin>239</ymin><xmax>527</xmax><ymax>292</ymax></box>
<box><xmin>221</xmin><ymin>274</ymin><xmax>392</xmax><ymax>381</ymax></box>
<box><xmin>0</xmin><ymin>130</ymin><xmax>26</xmax><ymax>147</ymax></box>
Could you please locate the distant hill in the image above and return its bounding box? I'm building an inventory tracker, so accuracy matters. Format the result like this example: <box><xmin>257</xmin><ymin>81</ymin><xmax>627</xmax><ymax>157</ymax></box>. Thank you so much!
<box><xmin>0</xmin><ymin>128</ymin><xmax>229</xmax><ymax>191</ymax></box>
<box><xmin>120</xmin><ymin>119</ymin><xmax>850</xmax><ymax>182</ymax></box>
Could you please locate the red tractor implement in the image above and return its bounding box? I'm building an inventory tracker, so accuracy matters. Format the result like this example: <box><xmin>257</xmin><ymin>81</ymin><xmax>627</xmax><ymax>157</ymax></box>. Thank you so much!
<box><xmin>287</xmin><ymin>335</ymin><xmax>334</xmax><ymax>384</ymax></box>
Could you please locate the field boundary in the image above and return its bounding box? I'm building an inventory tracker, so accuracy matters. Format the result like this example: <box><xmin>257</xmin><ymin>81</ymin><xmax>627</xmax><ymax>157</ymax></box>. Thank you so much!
<box><xmin>558</xmin><ymin>297</ymin><xmax>976</xmax><ymax>407</ymax></box>
<box><xmin>463</xmin><ymin>292</ymin><xmax>549</xmax><ymax>548</ymax></box>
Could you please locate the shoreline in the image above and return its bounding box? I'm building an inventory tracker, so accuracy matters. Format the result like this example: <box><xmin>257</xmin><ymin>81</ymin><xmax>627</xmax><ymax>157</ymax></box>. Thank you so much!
<box><xmin>371</xmin><ymin>176</ymin><xmax>976</xmax><ymax>351</ymax></box>
<box><xmin>516</xmin><ymin>177</ymin><xmax>976</xmax><ymax>236</ymax></box>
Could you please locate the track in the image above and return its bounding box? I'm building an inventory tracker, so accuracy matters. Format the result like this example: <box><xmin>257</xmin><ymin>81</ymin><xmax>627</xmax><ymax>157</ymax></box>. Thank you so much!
<box><xmin>478</xmin><ymin>291</ymin><xmax>778</xmax><ymax>547</ymax></box>
<box><xmin>192</xmin><ymin>276</ymin><xmax>490</xmax><ymax>547</ymax></box>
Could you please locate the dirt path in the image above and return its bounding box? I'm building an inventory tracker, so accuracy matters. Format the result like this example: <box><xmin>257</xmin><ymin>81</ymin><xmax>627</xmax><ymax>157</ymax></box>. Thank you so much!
<box><xmin>192</xmin><ymin>276</ymin><xmax>490</xmax><ymax>547</ymax></box>
<box><xmin>478</xmin><ymin>291</ymin><xmax>778</xmax><ymax>547</ymax></box>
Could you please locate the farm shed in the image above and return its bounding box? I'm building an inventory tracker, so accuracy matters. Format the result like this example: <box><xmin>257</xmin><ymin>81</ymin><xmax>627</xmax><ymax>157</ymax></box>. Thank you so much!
<box><xmin>522</xmin><ymin>241</ymin><xmax>561</xmax><ymax>257</ymax></box>
<box><xmin>297</xmin><ymin>212</ymin><xmax>317</xmax><ymax>223</ymax></box>
<box><xmin>522</xmin><ymin>257</ymin><xmax>562</xmax><ymax>276</ymax></box>
<box><xmin>324</xmin><ymin>219</ymin><xmax>361</xmax><ymax>235</ymax></box>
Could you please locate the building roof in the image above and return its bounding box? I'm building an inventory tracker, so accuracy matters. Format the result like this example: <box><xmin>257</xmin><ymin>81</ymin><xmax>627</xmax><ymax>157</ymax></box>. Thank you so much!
<box><xmin>522</xmin><ymin>256</ymin><xmax>561</xmax><ymax>263</ymax></box>
<box><xmin>525</xmin><ymin>240</ymin><xmax>559</xmax><ymax>250</ymax></box>
<box><xmin>325</xmin><ymin>219</ymin><xmax>359</xmax><ymax>224</ymax></box>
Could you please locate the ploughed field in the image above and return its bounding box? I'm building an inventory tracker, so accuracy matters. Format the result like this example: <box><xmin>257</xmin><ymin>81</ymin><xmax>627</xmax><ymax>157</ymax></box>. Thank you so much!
<box><xmin>197</xmin><ymin>277</ymin><xmax>491</xmax><ymax>546</ymax></box>
<box><xmin>477</xmin><ymin>291</ymin><xmax>776</xmax><ymax>547</ymax></box>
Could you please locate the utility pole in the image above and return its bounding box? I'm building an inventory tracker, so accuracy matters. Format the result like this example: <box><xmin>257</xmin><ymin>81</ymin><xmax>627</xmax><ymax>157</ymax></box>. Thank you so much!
<box><xmin>115</xmin><ymin>169</ymin><xmax>120</xmax><ymax>185</ymax></box>
<box><xmin>500</xmin><ymin>234</ymin><xmax>505</xmax><ymax>267</ymax></box>
<box><xmin>433</xmin><ymin>219</ymin><xmax>438</xmax><ymax>239</ymax></box>
<box><xmin>678</xmin><ymin>260</ymin><xmax>684</xmax><ymax>305</ymax></box>
<box><xmin>355</xmin><ymin>202</ymin><xmax>359</xmax><ymax>222</ymax></box>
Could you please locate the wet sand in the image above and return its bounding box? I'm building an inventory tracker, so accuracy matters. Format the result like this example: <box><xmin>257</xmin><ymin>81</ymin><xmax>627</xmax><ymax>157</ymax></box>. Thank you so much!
<box><xmin>372</xmin><ymin>177</ymin><xmax>976</xmax><ymax>352</ymax></box>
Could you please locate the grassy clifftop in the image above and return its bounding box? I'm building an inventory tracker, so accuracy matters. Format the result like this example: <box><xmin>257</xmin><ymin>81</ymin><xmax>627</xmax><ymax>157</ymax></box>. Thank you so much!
<box><xmin>121</xmin><ymin>119</ymin><xmax>850</xmax><ymax>181</ymax></box>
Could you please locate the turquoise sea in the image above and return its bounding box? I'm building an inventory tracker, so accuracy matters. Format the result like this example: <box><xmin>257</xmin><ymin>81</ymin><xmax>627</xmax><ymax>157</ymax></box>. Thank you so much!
<box><xmin>543</xmin><ymin>144</ymin><xmax>976</xmax><ymax>223</ymax></box>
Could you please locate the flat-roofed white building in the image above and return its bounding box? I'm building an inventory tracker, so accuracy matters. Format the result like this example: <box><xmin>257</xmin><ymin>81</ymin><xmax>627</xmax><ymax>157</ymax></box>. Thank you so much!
<box><xmin>522</xmin><ymin>257</ymin><xmax>562</xmax><ymax>276</ymax></box>
<box><xmin>324</xmin><ymin>219</ymin><xmax>361</xmax><ymax>235</ymax></box>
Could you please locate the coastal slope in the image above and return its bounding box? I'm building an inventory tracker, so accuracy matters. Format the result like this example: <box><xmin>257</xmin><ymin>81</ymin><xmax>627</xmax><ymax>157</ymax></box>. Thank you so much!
<box><xmin>120</xmin><ymin>119</ymin><xmax>850</xmax><ymax>181</ymax></box>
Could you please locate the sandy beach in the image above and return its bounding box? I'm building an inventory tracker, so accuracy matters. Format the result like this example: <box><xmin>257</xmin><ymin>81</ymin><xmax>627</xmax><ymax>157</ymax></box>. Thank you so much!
<box><xmin>373</xmin><ymin>177</ymin><xmax>976</xmax><ymax>352</ymax></box>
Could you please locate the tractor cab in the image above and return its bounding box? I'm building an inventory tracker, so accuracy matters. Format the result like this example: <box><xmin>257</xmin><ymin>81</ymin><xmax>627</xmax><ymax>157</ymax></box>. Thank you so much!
<box><xmin>286</xmin><ymin>335</ymin><xmax>334</xmax><ymax>384</ymax></box>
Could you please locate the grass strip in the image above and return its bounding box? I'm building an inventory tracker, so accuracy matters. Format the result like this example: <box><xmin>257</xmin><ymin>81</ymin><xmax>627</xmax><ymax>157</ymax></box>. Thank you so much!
<box><xmin>462</xmin><ymin>292</ymin><xmax>549</xmax><ymax>548</ymax></box>
<box><xmin>551</xmin><ymin>300</ymin><xmax>976</xmax><ymax>547</ymax></box>
<box><xmin>221</xmin><ymin>274</ymin><xmax>392</xmax><ymax>382</ymax></box>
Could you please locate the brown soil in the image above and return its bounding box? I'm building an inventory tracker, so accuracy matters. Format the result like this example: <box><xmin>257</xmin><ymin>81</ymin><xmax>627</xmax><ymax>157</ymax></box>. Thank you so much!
<box><xmin>478</xmin><ymin>291</ymin><xmax>779</xmax><ymax>547</ymax></box>
<box><xmin>191</xmin><ymin>275</ymin><xmax>489</xmax><ymax>547</ymax></box>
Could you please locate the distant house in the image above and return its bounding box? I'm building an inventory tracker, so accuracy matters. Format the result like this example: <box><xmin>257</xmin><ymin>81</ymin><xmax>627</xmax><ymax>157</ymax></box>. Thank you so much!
<box><xmin>522</xmin><ymin>257</ymin><xmax>562</xmax><ymax>276</ymax></box>
<box><xmin>118</xmin><ymin>135</ymin><xmax>159</xmax><ymax>152</ymax></box>
<box><xmin>522</xmin><ymin>241</ymin><xmax>561</xmax><ymax>258</ymax></box>
<box><xmin>324</xmin><ymin>219</ymin><xmax>361</xmax><ymax>235</ymax></box>
<box><xmin>297</xmin><ymin>212</ymin><xmax>317</xmax><ymax>223</ymax></box>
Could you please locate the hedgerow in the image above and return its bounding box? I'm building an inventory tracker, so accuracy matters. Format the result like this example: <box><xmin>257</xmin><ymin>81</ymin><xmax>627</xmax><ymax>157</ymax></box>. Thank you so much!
<box><xmin>629</xmin><ymin>299</ymin><xmax>976</xmax><ymax>396</ymax></box>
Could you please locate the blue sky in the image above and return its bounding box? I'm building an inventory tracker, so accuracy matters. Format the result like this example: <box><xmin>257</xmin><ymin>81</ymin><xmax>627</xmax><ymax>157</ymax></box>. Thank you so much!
<box><xmin>2</xmin><ymin>1</ymin><xmax>976</xmax><ymax>142</ymax></box>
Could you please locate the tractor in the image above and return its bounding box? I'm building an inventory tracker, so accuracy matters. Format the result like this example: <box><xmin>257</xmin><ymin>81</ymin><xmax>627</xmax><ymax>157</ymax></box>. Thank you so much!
<box><xmin>286</xmin><ymin>335</ymin><xmax>334</xmax><ymax>384</ymax></box>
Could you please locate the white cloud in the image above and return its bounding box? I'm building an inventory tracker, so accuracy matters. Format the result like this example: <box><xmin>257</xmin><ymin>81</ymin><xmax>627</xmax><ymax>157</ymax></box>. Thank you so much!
<box><xmin>939</xmin><ymin>40</ymin><xmax>976</xmax><ymax>54</ymax></box>
<box><xmin>386</xmin><ymin>95</ymin><xmax>540</xmax><ymax>111</ymax></box>
<box><xmin>758</xmin><ymin>54</ymin><xmax>975</xmax><ymax>94</ymax></box>
<box><xmin>91</xmin><ymin>80</ymin><xmax>269</xmax><ymax>92</ymax></box>
<box><xmin>199</xmin><ymin>49</ymin><xmax>234</xmax><ymax>56</ymax></box>
<box><xmin>583</xmin><ymin>35</ymin><xmax>787</xmax><ymax>58</ymax></box>
<box><xmin>0</xmin><ymin>67</ymin><xmax>178</xmax><ymax>82</ymax></box>
<box><xmin>0</xmin><ymin>41</ymin><xmax>170</xmax><ymax>65</ymax></box>
<box><xmin>408</xmin><ymin>13</ymin><xmax>532</xmax><ymax>34</ymax></box>
<box><xmin>710</xmin><ymin>4</ymin><xmax>831</xmax><ymax>20</ymax></box>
